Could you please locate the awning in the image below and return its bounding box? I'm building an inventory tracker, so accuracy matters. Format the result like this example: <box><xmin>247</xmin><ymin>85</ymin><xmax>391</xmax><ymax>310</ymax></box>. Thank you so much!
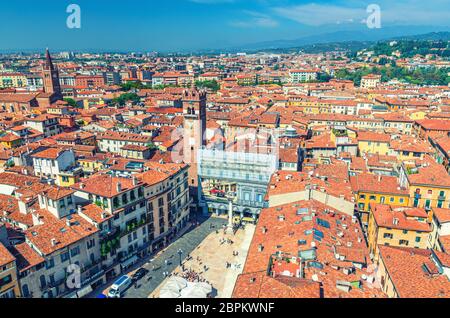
<box><xmin>121</xmin><ymin>255</ymin><xmax>139</xmax><ymax>269</ymax></box>
<box><xmin>76</xmin><ymin>285</ymin><xmax>93</xmax><ymax>298</ymax></box>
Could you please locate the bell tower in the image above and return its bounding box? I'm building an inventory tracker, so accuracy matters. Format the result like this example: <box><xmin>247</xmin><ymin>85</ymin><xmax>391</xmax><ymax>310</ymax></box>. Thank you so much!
<box><xmin>42</xmin><ymin>49</ymin><xmax>62</xmax><ymax>100</ymax></box>
<box><xmin>182</xmin><ymin>89</ymin><xmax>207</xmax><ymax>199</ymax></box>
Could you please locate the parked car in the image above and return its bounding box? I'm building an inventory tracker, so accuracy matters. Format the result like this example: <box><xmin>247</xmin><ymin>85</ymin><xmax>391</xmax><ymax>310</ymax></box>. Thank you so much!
<box><xmin>108</xmin><ymin>275</ymin><xmax>132</xmax><ymax>298</ymax></box>
<box><xmin>131</xmin><ymin>268</ymin><xmax>149</xmax><ymax>281</ymax></box>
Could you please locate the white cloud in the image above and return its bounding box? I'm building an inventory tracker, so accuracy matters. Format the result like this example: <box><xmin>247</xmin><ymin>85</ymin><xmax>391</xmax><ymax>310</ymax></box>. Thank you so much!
<box><xmin>230</xmin><ymin>11</ymin><xmax>278</xmax><ymax>28</ymax></box>
<box><xmin>273</xmin><ymin>1</ymin><xmax>450</xmax><ymax>27</ymax></box>
<box><xmin>274</xmin><ymin>3</ymin><xmax>365</xmax><ymax>26</ymax></box>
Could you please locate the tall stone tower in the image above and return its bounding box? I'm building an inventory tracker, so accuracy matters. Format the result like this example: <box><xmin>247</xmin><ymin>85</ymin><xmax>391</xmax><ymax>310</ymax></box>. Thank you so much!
<box><xmin>182</xmin><ymin>89</ymin><xmax>207</xmax><ymax>201</ymax></box>
<box><xmin>42</xmin><ymin>49</ymin><xmax>62</xmax><ymax>100</ymax></box>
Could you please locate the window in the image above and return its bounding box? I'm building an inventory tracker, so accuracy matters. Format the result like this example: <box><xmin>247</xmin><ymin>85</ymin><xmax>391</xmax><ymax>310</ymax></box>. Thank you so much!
<box><xmin>122</xmin><ymin>193</ymin><xmax>128</xmax><ymax>205</ymax></box>
<box><xmin>39</xmin><ymin>275</ymin><xmax>46</xmax><ymax>288</ymax></box>
<box><xmin>87</xmin><ymin>239</ymin><xmax>96</xmax><ymax>249</ymax></box>
<box><xmin>389</xmin><ymin>197</ymin><xmax>394</xmax><ymax>203</ymax></box>
<box><xmin>22</xmin><ymin>284</ymin><xmax>30</xmax><ymax>298</ymax></box>
<box><xmin>415</xmin><ymin>237</ymin><xmax>421</xmax><ymax>243</ymax></box>
<box><xmin>399</xmin><ymin>239</ymin><xmax>409</xmax><ymax>246</ymax></box>
<box><xmin>369</xmin><ymin>195</ymin><xmax>376</xmax><ymax>201</ymax></box>
<box><xmin>70</xmin><ymin>246</ymin><xmax>80</xmax><ymax>257</ymax></box>
<box><xmin>61</xmin><ymin>251</ymin><xmax>70</xmax><ymax>263</ymax></box>
<box><xmin>0</xmin><ymin>275</ymin><xmax>12</xmax><ymax>288</ymax></box>
<box><xmin>383</xmin><ymin>233</ymin><xmax>393</xmax><ymax>239</ymax></box>
<box><xmin>45</xmin><ymin>258</ymin><xmax>55</xmax><ymax>269</ymax></box>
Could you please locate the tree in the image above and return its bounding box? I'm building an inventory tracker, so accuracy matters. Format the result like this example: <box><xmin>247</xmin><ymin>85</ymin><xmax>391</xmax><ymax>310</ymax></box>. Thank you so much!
<box><xmin>112</xmin><ymin>93</ymin><xmax>140</xmax><ymax>106</ymax></box>
<box><xmin>64</xmin><ymin>98</ymin><xmax>78</xmax><ymax>108</ymax></box>
<box><xmin>195</xmin><ymin>80</ymin><xmax>220</xmax><ymax>92</ymax></box>
<box><xmin>120</xmin><ymin>81</ymin><xmax>148</xmax><ymax>91</ymax></box>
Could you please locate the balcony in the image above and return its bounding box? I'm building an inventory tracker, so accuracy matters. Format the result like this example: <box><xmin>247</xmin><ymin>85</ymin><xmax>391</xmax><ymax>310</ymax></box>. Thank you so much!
<box><xmin>119</xmin><ymin>217</ymin><xmax>151</xmax><ymax>238</ymax></box>
<box><xmin>236</xmin><ymin>200</ymin><xmax>267</xmax><ymax>209</ymax></box>
<box><xmin>99</xmin><ymin>227</ymin><xmax>119</xmax><ymax>240</ymax></box>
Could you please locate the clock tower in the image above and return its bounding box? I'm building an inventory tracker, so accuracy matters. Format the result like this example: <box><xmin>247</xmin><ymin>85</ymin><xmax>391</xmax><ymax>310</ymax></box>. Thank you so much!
<box><xmin>182</xmin><ymin>89</ymin><xmax>207</xmax><ymax>200</ymax></box>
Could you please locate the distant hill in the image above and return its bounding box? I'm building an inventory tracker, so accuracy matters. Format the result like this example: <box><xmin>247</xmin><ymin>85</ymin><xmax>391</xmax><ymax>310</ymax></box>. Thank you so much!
<box><xmin>229</xmin><ymin>27</ymin><xmax>450</xmax><ymax>53</ymax></box>
<box><xmin>390</xmin><ymin>32</ymin><xmax>450</xmax><ymax>41</ymax></box>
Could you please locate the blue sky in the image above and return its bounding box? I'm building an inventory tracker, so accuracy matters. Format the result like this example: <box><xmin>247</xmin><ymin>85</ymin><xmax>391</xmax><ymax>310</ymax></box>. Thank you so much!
<box><xmin>0</xmin><ymin>0</ymin><xmax>449</xmax><ymax>52</ymax></box>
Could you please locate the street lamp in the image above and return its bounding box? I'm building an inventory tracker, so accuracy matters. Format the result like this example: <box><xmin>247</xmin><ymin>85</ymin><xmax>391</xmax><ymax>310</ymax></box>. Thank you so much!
<box><xmin>177</xmin><ymin>249</ymin><xmax>183</xmax><ymax>266</ymax></box>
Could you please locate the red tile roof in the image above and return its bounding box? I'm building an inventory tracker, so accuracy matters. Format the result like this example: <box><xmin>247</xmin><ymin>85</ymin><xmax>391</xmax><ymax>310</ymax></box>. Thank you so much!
<box><xmin>378</xmin><ymin>245</ymin><xmax>450</xmax><ymax>298</ymax></box>
<box><xmin>236</xmin><ymin>200</ymin><xmax>386</xmax><ymax>298</ymax></box>
<box><xmin>0</xmin><ymin>242</ymin><xmax>15</xmax><ymax>266</ymax></box>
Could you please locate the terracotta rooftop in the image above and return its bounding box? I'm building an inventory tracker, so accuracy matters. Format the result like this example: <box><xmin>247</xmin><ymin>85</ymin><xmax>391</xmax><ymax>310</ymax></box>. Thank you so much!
<box><xmin>236</xmin><ymin>199</ymin><xmax>386</xmax><ymax>298</ymax></box>
<box><xmin>378</xmin><ymin>245</ymin><xmax>450</xmax><ymax>298</ymax></box>
<box><xmin>25</xmin><ymin>209</ymin><xmax>98</xmax><ymax>256</ymax></box>
<box><xmin>72</xmin><ymin>174</ymin><xmax>141</xmax><ymax>198</ymax></box>
<box><xmin>0</xmin><ymin>242</ymin><xmax>15</xmax><ymax>267</ymax></box>
<box><xmin>370</xmin><ymin>204</ymin><xmax>432</xmax><ymax>232</ymax></box>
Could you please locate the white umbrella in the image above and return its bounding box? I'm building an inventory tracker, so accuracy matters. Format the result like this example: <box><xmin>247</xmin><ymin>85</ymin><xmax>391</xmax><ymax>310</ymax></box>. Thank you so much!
<box><xmin>159</xmin><ymin>289</ymin><xmax>181</xmax><ymax>298</ymax></box>
<box><xmin>195</xmin><ymin>282</ymin><xmax>213</xmax><ymax>295</ymax></box>
<box><xmin>164</xmin><ymin>281</ymin><xmax>185</xmax><ymax>292</ymax></box>
<box><xmin>167</xmin><ymin>276</ymin><xmax>188</xmax><ymax>290</ymax></box>
<box><xmin>185</xmin><ymin>288</ymin><xmax>207</xmax><ymax>298</ymax></box>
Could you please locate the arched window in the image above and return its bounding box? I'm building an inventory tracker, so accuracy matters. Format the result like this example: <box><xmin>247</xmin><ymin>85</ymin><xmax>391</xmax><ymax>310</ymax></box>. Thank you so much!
<box><xmin>113</xmin><ymin>197</ymin><xmax>119</xmax><ymax>208</ymax></box>
<box><xmin>39</xmin><ymin>275</ymin><xmax>46</xmax><ymax>288</ymax></box>
<box><xmin>22</xmin><ymin>284</ymin><xmax>30</xmax><ymax>298</ymax></box>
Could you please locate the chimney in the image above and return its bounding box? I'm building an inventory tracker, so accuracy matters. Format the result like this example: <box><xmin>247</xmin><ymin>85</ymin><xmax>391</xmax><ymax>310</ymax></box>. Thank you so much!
<box><xmin>393</xmin><ymin>218</ymin><xmax>399</xmax><ymax>225</ymax></box>
<box><xmin>32</xmin><ymin>213</ymin><xmax>44</xmax><ymax>226</ymax></box>
<box><xmin>132</xmin><ymin>176</ymin><xmax>138</xmax><ymax>186</ymax></box>
<box><xmin>79</xmin><ymin>183</ymin><xmax>85</xmax><ymax>190</ymax></box>
<box><xmin>378</xmin><ymin>175</ymin><xmax>382</xmax><ymax>182</ymax></box>
<box><xmin>116</xmin><ymin>182</ymin><xmax>122</xmax><ymax>193</ymax></box>
<box><xmin>18</xmin><ymin>200</ymin><xmax>28</xmax><ymax>215</ymax></box>
<box><xmin>51</xmin><ymin>238</ymin><xmax>58</xmax><ymax>247</ymax></box>
<box><xmin>66</xmin><ymin>219</ymin><xmax>71</xmax><ymax>227</ymax></box>
<box><xmin>77</xmin><ymin>205</ymin><xmax>82</xmax><ymax>214</ymax></box>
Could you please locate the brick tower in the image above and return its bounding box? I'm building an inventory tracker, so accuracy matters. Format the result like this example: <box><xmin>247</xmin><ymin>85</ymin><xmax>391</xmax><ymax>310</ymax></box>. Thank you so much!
<box><xmin>182</xmin><ymin>89</ymin><xmax>207</xmax><ymax>202</ymax></box>
<box><xmin>42</xmin><ymin>49</ymin><xmax>62</xmax><ymax>100</ymax></box>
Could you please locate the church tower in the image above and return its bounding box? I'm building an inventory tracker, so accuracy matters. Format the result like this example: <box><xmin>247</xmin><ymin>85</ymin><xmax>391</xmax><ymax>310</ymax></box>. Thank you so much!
<box><xmin>182</xmin><ymin>89</ymin><xmax>207</xmax><ymax>199</ymax></box>
<box><xmin>42</xmin><ymin>49</ymin><xmax>62</xmax><ymax>100</ymax></box>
